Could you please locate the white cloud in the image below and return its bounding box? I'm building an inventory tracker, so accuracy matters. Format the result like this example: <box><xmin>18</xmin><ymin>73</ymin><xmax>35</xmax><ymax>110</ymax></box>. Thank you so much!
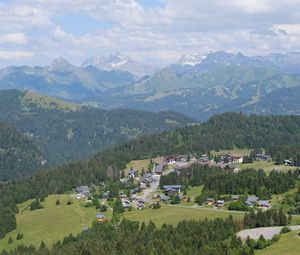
<box><xmin>0</xmin><ymin>50</ymin><xmax>34</xmax><ymax>60</ymax></box>
<box><xmin>0</xmin><ymin>33</ymin><xmax>28</xmax><ymax>45</ymax></box>
<box><xmin>1</xmin><ymin>0</ymin><xmax>300</xmax><ymax>67</ymax></box>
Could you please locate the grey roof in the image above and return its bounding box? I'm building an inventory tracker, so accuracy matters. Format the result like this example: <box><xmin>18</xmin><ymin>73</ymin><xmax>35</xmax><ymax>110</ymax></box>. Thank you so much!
<box><xmin>160</xmin><ymin>195</ymin><xmax>170</xmax><ymax>201</ymax></box>
<box><xmin>76</xmin><ymin>186</ymin><xmax>90</xmax><ymax>193</ymax></box>
<box><xmin>155</xmin><ymin>164</ymin><xmax>164</xmax><ymax>172</ymax></box>
<box><xmin>163</xmin><ymin>185</ymin><xmax>181</xmax><ymax>190</ymax></box>
<box><xmin>246</xmin><ymin>196</ymin><xmax>259</xmax><ymax>204</ymax></box>
<box><xmin>258</xmin><ymin>200</ymin><xmax>270</xmax><ymax>206</ymax></box>
<box><xmin>96</xmin><ymin>213</ymin><xmax>105</xmax><ymax>219</ymax></box>
<box><xmin>128</xmin><ymin>169</ymin><xmax>137</xmax><ymax>175</ymax></box>
<box><xmin>227</xmin><ymin>163</ymin><xmax>236</xmax><ymax>169</ymax></box>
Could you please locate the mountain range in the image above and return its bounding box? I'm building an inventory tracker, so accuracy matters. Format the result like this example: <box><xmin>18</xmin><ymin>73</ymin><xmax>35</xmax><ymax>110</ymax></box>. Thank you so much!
<box><xmin>1</xmin><ymin>51</ymin><xmax>300</xmax><ymax>119</ymax></box>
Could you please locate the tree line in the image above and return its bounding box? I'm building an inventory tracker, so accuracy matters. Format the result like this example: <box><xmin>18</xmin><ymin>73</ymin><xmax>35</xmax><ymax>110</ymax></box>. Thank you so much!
<box><xmin>1</xmin><ymin>217</ymin><xmax>255</xmax><ymax>255</ymax></box>
<box><xmin>159</xmin><ymin>164</ymin><xmax>299</xmax><ymax>199</ymax></box>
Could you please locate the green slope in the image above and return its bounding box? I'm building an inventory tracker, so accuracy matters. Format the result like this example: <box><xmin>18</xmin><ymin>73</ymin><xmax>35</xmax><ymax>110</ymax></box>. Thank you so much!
<box><xmin>0</xmin><ymin>122</ymin><xmax>43</xmax><ymax>181</ymax></box>
<box><xmin>0</xmin><ymin>90</ymin><xmax>194</xmax><ymax>168</ymax></box>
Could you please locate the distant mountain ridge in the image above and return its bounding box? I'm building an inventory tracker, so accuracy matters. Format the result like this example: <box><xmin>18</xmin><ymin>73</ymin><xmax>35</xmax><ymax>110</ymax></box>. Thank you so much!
<box><xmin>94</xmin><ymin>51</ymin><xmax>300</xmax><ymax>119</ymax></box>
<box><xmin>0</xmin><ymin>54</ymin><xmax>146</xmax><ymax>101</ymax></box>
<box><xmin>1</xmin><ymin>51</ymin><xmax>300</xmax><ymax>119</ymax></box>
<box><xmin>82</xmin><ymin>53</ymin><xmax>155</xmax><ymax>77</ymax></box>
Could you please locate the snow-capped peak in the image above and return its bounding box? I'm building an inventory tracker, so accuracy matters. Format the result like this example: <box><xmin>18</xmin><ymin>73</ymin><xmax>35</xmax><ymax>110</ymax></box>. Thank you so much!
<box><xmin>82</xmin><ymin>53</ymin><xmax>155</xmax><ymax>77</ymax></box>
<box><xmin>179</xmin><ymin>53</ymin><xmax>208</xmax><ymax>66</ymax></box>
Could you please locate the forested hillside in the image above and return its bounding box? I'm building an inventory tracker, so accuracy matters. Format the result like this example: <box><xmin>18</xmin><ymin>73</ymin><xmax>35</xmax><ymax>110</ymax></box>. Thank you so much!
<box><xmin>1</xmin><ymin>218</ymin><xmax>251</xmax><ymax>255</ymax></box>
<box><xmin>0</xmin><ymin>90</ymin><xmax>193</xmax><ymax>166</ymax></box>
<box><xmin>1</xmin><ymin>112</ymin><xmax>300</xmax><ymax>239</ymax></box>
<box><xmin>0</xmin><ymin>123</ymin><xmax>44</xmax><ymax>182</ymax></box>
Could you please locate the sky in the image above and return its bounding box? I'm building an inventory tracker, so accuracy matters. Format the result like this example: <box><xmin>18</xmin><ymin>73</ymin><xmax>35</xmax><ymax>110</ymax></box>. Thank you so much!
<box><xmin>0</xmin><ymin>0</ymin><xmax>300</xmax><ymax>67</ymax></box>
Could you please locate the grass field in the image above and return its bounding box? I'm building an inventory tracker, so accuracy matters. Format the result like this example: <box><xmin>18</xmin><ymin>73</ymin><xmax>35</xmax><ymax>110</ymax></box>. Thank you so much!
<box><xmin>183</xmin><ymin>185</ymin><xmax>203</xmax><ymax>205</ymax></box>
<box><xmin>256</xmin><ymin>231</ymin><xmax>300</xmax><ymax>255</ymax></box>
<box><xmin>210</xmin><ymin>148</ymin><xmax>252</xmax><ymax>157</ymax></box>
<box><xmin>291</xmin><ymin>215</ymin><xmax>300</xmax><ymax>225</ymax></box>
<box><xmin>0</xmin><ymin>194</ymin><xmax>102</xmax><ymax>251</ymax></box>
<box><xmin>186</xmin><ymin>185</ymin><xmax>203</xmax><ymax>199</ymax></box>
<box><xmin>123</xmin><ymin>159</ymin><xmax>149</xmax><ymax>175</ymax></box>
<box><xmin>122</xmin><ymin>205</ymin><xmax>243</xmax><ymax>227</ymax></box>
<box><xmin>240</xmin><ymin>160</ymin><xmax>297</xmax><ymax>173</ymax></box>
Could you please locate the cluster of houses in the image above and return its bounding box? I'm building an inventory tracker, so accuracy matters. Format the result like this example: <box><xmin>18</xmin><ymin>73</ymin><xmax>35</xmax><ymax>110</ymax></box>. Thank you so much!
<box><xmin>151</xmin><ymin>185</ymin><xmax>182</xmax><ymax>203</ymax></box>
<box><xmin>246</xmin><ymin>196</ymin><xmax>270</xmax><ymax>208</ymax></box>
<box><xmin>121</xmin><ymin>196</ymin><xmax>146</xmax><ymax>210</ymax></box>
<box><xmin>255</xmin><ymin>154</ymin><xmax>271</xmax><ymax>161</ymax></box>
<box><xmin>205</xmin><ymin>195</ymin><xmax>270</xmax><ymax>209</ymax></box>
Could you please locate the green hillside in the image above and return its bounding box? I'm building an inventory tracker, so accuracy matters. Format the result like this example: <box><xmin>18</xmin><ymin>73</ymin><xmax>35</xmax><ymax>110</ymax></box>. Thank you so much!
<box><xmin>0</xmin><ymin>90</ymin><xmax>193</xmax><ymax>167</ymax></box>
<box><xmin>0</xmin><ymin>122</ymin><xmax>43</xmax><ymax>181</ymax></box>
<box><xmin>0</xmin><ymin>194</ymin><xmax>99</xmax><ymax>251</ymax></box>
<box><xmin>256</xmin><ymin>231</ymin><xmax>300</xmax><ymax>255</ymax></box>
<box><xmin>98</xmin><ymin>65</ymin><xmax>300</xmax><ymax>120</ymax></box>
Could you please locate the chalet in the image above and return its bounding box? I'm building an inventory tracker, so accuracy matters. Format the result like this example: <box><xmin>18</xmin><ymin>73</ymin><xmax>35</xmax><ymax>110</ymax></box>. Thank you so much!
<box><xmin>137</xmin><ymin>199</ymin><xmax>145</xmax><ymax>209</ymax></box>
<box><xmin>216</xmin><ymin>200</ymin><xmax>225</xmax><ymax>207</ymax></box>
<box><xmin>206</xmin><ymin>198</ymin><xmax>214</xmax><ymax>205</ymax></box>
<box><xmin>140</xmin><ymin>173</ymin><xmax>155</xmax><ymax>184</ymax></box>
<box><xmin>246</xmin><ymin>196</ymin><xmax>259</xmax><ymax>207</ymax></box>
<box><xmin>122</xmin><ymin>200</ymin><xmax>130</xmax><ymax>208</ymax></box>
<box><xmin>284</xmin><ymin>159</ymin><xmax>293</xmax><ymax>166</ymax></box>
<box><xmin>217</xmin><ymin>162</ymin><xmax>237</xmax><ymax>171</ymax></box>
<box><xmin>155</xmin><ymin>164</ymin><xmax>165</xmax><ymax>175</ymax></box>
<box><xmin>102</xmin><ymin>191</ymin><xmax>110</xmax><ymax>199</ymax></box>
<box><xmin>163</xmin><ymin>185</ymin><xmax>181</xmax><ymax>196</ymax></box>
<box><xmin>222</xmin><ymin>153</ymin><xmax>243</xmax><ymax>163</ymax></box>
<box><xmin>75</xmin><ymin>186</ymin><xmax>90</xmax><ymax>199</ymax></box>
<box><xmin>96</xmin><ymin>213</ymin><xmax>108</xmax><ymax>223</ymax></box>
<box><xmin>128</xmin><ymin>169</ymin><xmax>138</xmax><ymax>178</ymax></box>
<box><xmin>165</xmin><ymin>188</ymin><xmax>178</xmax><ymax>197</ymax></box>
<box><xmin>167</xmin><ymin>155</ymin><xmax>188</xmax><ymax>164</ymax></box>
<box><xmin>258</xmin><ymin>200</ymin><xmax>270</xmax><ymax>208</ymax></box>
<box><xmin>255</xmin><ymin>154</ymin><xmax>271</xmax><ymax>161</ymax></box>
<box><xmin>224</xmin><ymin>163</ymin><xmax>237</xmax><ymax>171</ymax></box>
<box><xmin>199</xmin><ymin>154</ymin><xmax>209</xmax><ymax>162</ymax></box>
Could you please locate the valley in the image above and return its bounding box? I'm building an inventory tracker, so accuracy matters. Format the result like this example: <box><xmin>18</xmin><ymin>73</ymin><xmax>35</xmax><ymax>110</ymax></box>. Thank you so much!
<box><xmin>1</xmin><ymin>1</ymin><xmax>300</xmax><ymax>254</ymax></box>
<box><xmin>1</xmin><ymin>146</ymin><xmax>299</xmax><ymax>252</ymax></box>
<box><xmin>1</xmin><ymin>112</ymin><xmax>300</xmax><ymax>254</ymax></box>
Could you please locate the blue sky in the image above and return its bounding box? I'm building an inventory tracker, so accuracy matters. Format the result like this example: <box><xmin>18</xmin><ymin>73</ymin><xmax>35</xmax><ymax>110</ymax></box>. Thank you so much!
<box><xmin>0</xmin><ymin>0</ymin><xmax>300</xmax><ymax>67</ymax></box>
